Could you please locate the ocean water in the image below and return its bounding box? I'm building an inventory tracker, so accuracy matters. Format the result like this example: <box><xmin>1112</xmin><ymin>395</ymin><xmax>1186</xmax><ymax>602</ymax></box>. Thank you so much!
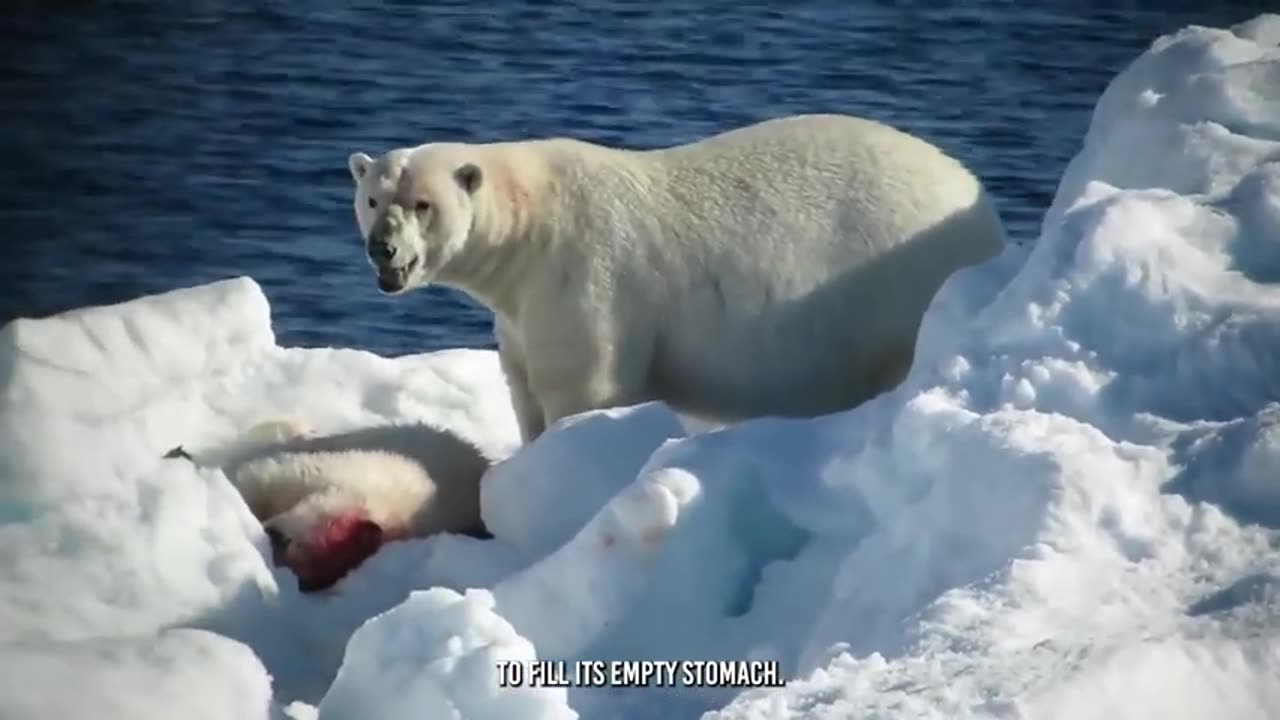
<box><xmin>0</xmin><ymin>1</ymin><xmax>1265</xmax><ymax>355</ymax></box>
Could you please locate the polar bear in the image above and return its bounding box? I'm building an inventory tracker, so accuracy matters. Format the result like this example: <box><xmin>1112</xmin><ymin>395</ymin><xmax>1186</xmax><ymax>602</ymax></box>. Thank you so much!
<box><xmin>167</xmin><ymin>419</ymin><xmax>491</xmax><ymax>593</ymax></box>
<box><xmin>347</xmin><ymin>113</ymin><xmax>1005</xmax><ymax>442</ymax></box>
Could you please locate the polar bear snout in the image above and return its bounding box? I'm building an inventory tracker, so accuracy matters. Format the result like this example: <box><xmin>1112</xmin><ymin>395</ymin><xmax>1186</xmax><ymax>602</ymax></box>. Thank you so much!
<box><xmin>367</xmin><ymin>211</ymin><xmax>425</xmax><ymax>294</ymax></box>
<box><xmin>366</xmin><ymin>211</ymin><xmax>416</xmax><ymax>266</ymax></box>
<box><xmin>366</xmin><ymin>238</ymin><xmax>400</xmax><ymax>264</ymax></box>
<box><xmin>373</xmin><ymin>254</ymin><xmax>421</xmax><ymax>295</ymax></box>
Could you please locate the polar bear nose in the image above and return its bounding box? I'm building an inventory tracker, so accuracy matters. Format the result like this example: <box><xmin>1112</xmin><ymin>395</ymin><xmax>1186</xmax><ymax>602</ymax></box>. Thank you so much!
<box><xmin>368</xmin><ymin>241</ymin><xmax>398</xmax><ymax>263</ymax></box>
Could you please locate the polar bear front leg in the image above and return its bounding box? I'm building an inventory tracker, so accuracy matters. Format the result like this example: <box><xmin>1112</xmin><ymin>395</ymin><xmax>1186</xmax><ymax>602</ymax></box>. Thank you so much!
<box><xmin>524</xmin><ymin>319</ymin><xmax>655</xmax><ymax>436</ymax></box>
<box><xmin>495</xmin><ymin>317</ymin><xmax>546</xmax><ymax>443</ymax></box>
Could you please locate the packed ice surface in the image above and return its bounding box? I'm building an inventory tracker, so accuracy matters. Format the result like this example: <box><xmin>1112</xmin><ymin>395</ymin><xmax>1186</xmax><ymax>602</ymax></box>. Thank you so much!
<box><xmin>2</xmin><ymin>13</ymin><xmax>1280</xmax><ymax>720</ymax></box>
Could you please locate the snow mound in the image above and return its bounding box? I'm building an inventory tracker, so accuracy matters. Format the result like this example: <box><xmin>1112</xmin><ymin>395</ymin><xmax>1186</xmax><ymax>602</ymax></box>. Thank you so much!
<box><xmin>480</xmin><ymin>401</ymin><xmax>688</xmax><ymax>558</ymax></box>
<box><xmin>1</xmin><ymin>13</ymin><xmax>1279</xmax><ymax>720</ymax></box>
<box><xmin>0</xmin><ymin>277</ymin><xmax>524</xmax><ymax>712</ymax></box>
<box><xmin>0</xmin><ymin>628</ymin><xmax>273</xmax><ymax>720</ymax></box>
<box><xmin>317</xmin><ymin>588</ymin><xmax>576</xmax><ymax>720</ymax></box>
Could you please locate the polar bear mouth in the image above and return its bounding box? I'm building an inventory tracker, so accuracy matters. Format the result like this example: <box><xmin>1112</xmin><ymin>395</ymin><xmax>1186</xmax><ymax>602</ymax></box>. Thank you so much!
<box><xmin>375</xmin><ymin>256</ymin><xmax>420</xmax><ymax>294</ymax></box>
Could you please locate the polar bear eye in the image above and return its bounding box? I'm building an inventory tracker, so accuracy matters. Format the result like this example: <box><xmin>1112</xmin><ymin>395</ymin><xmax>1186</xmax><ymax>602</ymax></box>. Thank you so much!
<box><xmin>367</xmin><ymin>197</ymin><xmax>377</xmax><ymax>209</ymax></box>
<box><xmin>415</xmin><ymin>200</ymin><xmax>431</xmax><ymax>212</ymax></box>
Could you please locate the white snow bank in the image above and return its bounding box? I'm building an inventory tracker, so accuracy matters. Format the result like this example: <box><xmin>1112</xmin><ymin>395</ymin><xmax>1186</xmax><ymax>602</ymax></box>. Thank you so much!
<box><xmin>707</xmin><ymin>13</ymin><xmax>1280</xmax><ymax>719</ymax></box>
<box><xmin>480</xmin><ymin>401</ymin><xmax>688</xmax><ymax>559</ymax></box>
<box><xmin>2</xmin><ymin>13</ymin><xmax>1279</xmax><ymax>720</ymax></box>
<box><xmin>317</xmin><ymin>588</ymin><xmax>576</xmax><ymax>720</ymax></box>
<box><xmin>0</xmin><ymin>628</ymin><xmax>274</xmax><ymax>720</ymax></box>
<box><xmin>0</xmin><ymin>277</ymin><xmax>525</xmax><ymax>712</ymax></box>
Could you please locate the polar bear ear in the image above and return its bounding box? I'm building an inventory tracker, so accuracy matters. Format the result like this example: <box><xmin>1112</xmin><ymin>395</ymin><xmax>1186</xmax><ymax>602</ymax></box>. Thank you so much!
<box><xmin>348</xmin><ymin>152</ymin><xmax>374</xmax><ymax>183</ymax></box>
<box><xmin>454</xmin><ymin>163</ymin><xmax>483</xmax><ymax>194</ymax></box>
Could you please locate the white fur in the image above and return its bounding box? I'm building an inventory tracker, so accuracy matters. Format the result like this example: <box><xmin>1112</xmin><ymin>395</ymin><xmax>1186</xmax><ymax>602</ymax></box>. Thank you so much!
<box><xmin>233</xmin><ymin>450</ymin><xmax>434</xmax><ymax>541</ymax></box>
<box><xmin>222</xmin><ymin>420</ymin><xmax>490</xmax><ymax>544</ymax></box>
<box><xmin>349</xmin><ymin>113</ymin><xmax>1006</xmax><ymax>442</ymax></box>
<box><xmin>241</xmin><ymin>416</ymin><xmax>314</xmax><ymax>445</ymax></box>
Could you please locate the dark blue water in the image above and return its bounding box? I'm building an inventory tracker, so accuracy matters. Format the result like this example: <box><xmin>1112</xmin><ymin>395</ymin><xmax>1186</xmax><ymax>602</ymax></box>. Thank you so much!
<box><xmin>1</xmin><ymin>2</ymin><xmax>1266</xmax><ymax>356</ymax></box>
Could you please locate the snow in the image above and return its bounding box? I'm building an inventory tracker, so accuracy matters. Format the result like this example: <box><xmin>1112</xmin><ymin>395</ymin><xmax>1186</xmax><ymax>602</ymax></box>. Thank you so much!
<box><xmin>2</xmin><ymin>14</ymin><xmax>1279</xmax><ymax>720</ymax></box>
<box><xmin>479</xmin><ymin>402</ymin><xmax>688</xmax><ymax>559</ymax></box>
<box><xmin>0</xmin><ymin>629</ymin><xmax>275</xmax><ymax>720</ymax></box>
<box><xmin>317</xmin><ymin>588</ymin><xmax>575</xmax><ymax>720</ymax></box>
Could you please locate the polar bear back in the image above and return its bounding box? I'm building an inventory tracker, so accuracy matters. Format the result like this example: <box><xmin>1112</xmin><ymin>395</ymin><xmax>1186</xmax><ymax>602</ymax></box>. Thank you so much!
<box><xmin>567</xmin><ymin>114</ymin><xmax>1004</xmax><ymax>420</ymax></box>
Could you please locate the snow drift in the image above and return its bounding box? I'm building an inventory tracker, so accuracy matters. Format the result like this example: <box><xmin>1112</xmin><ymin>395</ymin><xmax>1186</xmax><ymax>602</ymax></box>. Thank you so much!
<box><xmin>2</xmin><ymin>14</ymin><xmax>1279</xmax><ymax>720</ymax></box>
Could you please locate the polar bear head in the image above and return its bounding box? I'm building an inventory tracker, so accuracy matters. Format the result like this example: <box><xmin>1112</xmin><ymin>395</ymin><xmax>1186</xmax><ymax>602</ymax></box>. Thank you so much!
<box><xmin>237</xmin><ymin>447</ymin><xmax>438</xmax><ymax>592</ymax></box>
<box><xmin>348</xmin><ymin>144</ymin><xmax>484</xmax><ymax>295</ymax></box>
<box><xmin>261</xmin><ymin>489</ymin><xmax>387</xmax><ymax>593</ymax></box>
